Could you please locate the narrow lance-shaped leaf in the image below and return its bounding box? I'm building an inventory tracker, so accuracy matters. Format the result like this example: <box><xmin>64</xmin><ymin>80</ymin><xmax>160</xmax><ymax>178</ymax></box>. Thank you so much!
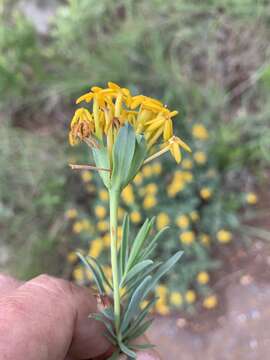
<box><xmin>141</xmin><ymin>226</ymin><xmax>170</xmax><ymax>261</ymax></box>
<box><xmin>119</xmin><ymin>341</ymin><xmax>136</xmax><ymax>358</ymax></box>
<box><xmin>120</xmin><ymin>260</ymin><xmax>153</xmax><ymax>288</ymax></box>
<box><xmin>119</xmin><ymin>214</ymin><xmax>130</xmax><ymax>280</ymax></box>
<box><xmin>76</xmin><ymin>252</ymin><xmax>105</xmax><ymax>294</ymax></box>
<box><xmin>87</xmin><ymin>256</ymin><xmax>113</xmax><ymax>290</ymax></box>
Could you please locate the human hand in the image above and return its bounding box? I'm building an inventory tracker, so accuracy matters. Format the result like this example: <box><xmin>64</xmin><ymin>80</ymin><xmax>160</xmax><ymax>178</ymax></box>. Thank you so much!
<box><xmin>0</xmin><ymin>274</ymin><xmax>160</xmax><ymax>360</ymax></box>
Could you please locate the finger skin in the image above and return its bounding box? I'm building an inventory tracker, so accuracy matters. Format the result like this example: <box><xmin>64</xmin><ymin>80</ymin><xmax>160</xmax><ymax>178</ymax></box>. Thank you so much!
<box><xmin>0</xmin><ymin>274</ymin><xmax>111</xmax><ymax>360</ymax></box>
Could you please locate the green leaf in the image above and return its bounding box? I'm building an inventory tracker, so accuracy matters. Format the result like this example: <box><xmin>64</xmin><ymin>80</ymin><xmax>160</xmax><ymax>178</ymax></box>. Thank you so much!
<box><xmin>92</xmin><ymin>140</ymin><xmax>111</xmax><ymax>189</ymax></box>
<box><xmin>119</xmin><ymin>214</ymin><xmax>130</xmax><ymax>280</ymax></box>
<box><xmin>126</xmin><ymin>318</ymin><xmax>154</xmax><ymax>341</ymax></box>
<box><xmin>123</xmin><ymin>262</ymin><xmax>162</xmax><ymax>298</ymax></box>
<box><xmin>126</xmin><ymin>217</ymin><xmax>155</xmax><ymax>272</ymax></box>
<box><xmin>121</xmin><ymin>275</ymin><xmax>152</xmax><ymax>332</ymax></box>
<box><xmin>145</xmin><ymin>251</ymin><xmax>183</xmax><ymax>294</ymax></box>
<box><xmin>124</xmin><ymin>298</ymin><xmax>157</xmax><ymax>340</ymax></box>
<box><xmin>101</xmin><ymin>307</ymin><xmax>114</xmax><ymax>321</ymax></box>
<box><xmin>111</xmin><ymin>124</ymin><xmax>136</xmax><ymax>190</ymax></box>
<box><xmin>89</xmin><ymin>313</ymin><xmax>116</xmax><ymax>340</ymax></box>
<box><xmin>87</xmin><ymin>255</ymin><xmax>113</xmax><ymax>290</ymax></box>
<box><xmin>126</xmin><ymin>134</ymin><xmax>148</xmax><ymax>184</ymax></box>
<box><xmin>121</xmin><ymin>260</ymin><xmax>153</xmax><ymax>288</ymax></box>
<box><xmin>119</xmin><ymin>342</ymin><xmax>136</xmax><ymax>358</ymax></box>
<box><xmin>107</xmin><ymin>350</ymin><xmax>120</xmax><ymax>359</ymax></box>
<box><xmin>76</xmin><ymin>252</ymin><xmax>105</xmax><ymax>294</ymax></box>
<box><xmin>141</xmin><ymin>226</ymin><xmax>169</xmax><ymax>260</ymax></box>
<box><xmin>129</xmin><ymin>343</ymin><xmax>156</xmax><ymax>351</ymax></box>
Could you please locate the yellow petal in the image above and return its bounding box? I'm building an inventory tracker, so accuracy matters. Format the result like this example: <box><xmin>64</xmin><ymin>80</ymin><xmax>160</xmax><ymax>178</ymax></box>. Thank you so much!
<box><xmin>76</xmin><ymin>92</ymin><xmax>93</xmax><ymax>104</ymax></box>
<box><xmin>171</xmin><ymin>143</ymin><xmax>181</xmax><ymax>163</ymax></box>
<box><xmin>108</xmin><ymin>81</ymin><xmax>121</xmax><ymax>90</ymax></box>
<box><xmin>175</xmin><ymin>137</ymin><xmax>192</xmax><ymax>152</ymax></box>
<box><xmin>163</xmin><ymin>119</ymin><xmax>173</xmax><ymax>141</ymax></box>
<box><xmin>91</xmin><ymin>86</ymin><xmax>102</xmax><ymax>92</ymax></box>
<box><xmin>169</xmin><ymin>110</ymin><xmax>178</xmax><ymax>117</ymax></box>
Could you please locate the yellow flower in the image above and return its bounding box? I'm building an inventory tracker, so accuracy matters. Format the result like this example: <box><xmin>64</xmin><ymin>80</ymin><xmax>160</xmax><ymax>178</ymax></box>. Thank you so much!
<box><xmin>217</xmin><ymin>229</ymin><xmax>232</xmax><ymax>243</ymax></box>
<box><xmin>97</xmin><ymin>220</ymin><xmax>109</xmax><ymax>232</ymax></box>
<box><xmin>99</xmin><ymin>189</ymin><xmax>109</xmax><ymax>202</ymax></box>
<box><xmin>133</xmin><ymin>173</ymin><xmax>143</xmax><ymax>185</ymax></box>
<box><xmin>190</xmin><ymin>211</ymin><xmax>199</xmax><ymax>222</ymax></box>
<box><xmin>102</xmin><ymin>233</ymin><xmax>111</xmax><ymax>247</ymax></box>
<box><xmin>156</xmin><ymin>300</ymin><xmax>170</xmax><ymax>316</ymax></box>
<box><xmin>168</xmin><ymin>136</ymin><xmax>192</xmax><ymax>164</ymax></box>
<box><xmin>180</xmin><ymin>231</ymin><xmax>195</xmax><ymax>245</ymax></box>
<box><xmin>73</xmin><ymin>221</ymin><xmax>84</xmax><ymax>234</ymax></box>
<box><xmin>200</xmin><ymin>187</ymin><xmax>212</xmax><ymax>200</ymax></box>
<box><xmin>194</xmin><ymin>151</ymin><xmax>207</xmax><ymax>165</ymax></box>
<box><xmin>142</xmin><ymin>164</ymin><xmax>153</xmax><ymax>177</ymax></box>
<box><xmin>143</xmin><ymin>194</ymin><xmax>157</xmax><ymax>209</ymax></box>
<box><xmin>185</xmin><ymin>290</ymin><xmax>196</xmax><ymax>304</ymax></box>
<box><xmin>197</xmin><ymin>271</ymin><xmax>209</xmax><ymax>285</ymax></box>
<box><xmin>246</xmin><ymin>192</ymin><xmax>258</xmax><ymax>205</ymax></box>
<box><xmin>145</xmin><ymin>183</ymin><xmax>158</xmax><ymax>195</ymax></box>
<box><xmin>95</xmin><ymin>205</ymin><xmax>106</xmax><ymax>219</ymax></box>
<box><xmin>203</xmin><ymin>295</ymin><xmax>218</xmax><ymax>309</ymax></box>
<box><xmin>182</xmin><ymin>159</ymin><xmax>193</xmax><ymax>169</ymax></box>
<box><xmin>152</xmin><ymin>162</ymin><xmax>162</xmax><ymax>175</ymax></box>
<box><xmin>65</xmin><ymin>208</ymin><xmax>78</xmax><ymax>219</ymax></box>
<box><xmin>200</xmin><ymin>233</ymin><xmax>210</xmax><ymax>246</ymax></box>
<box><xmin>156</xmin><ymin>212</ymin><xmax>170</xmax><ymax>230</ymax></box>
<box><xmin>155</xmin><ymin>285</ymin><xmax>168</xmax><ymax>298</ymax></box>
<box><xmin>88</xmin><ymin>238</ymin><xmax>103</xmax><ymax>258</ymax></box>
<box><xmin>85</xmin><ymin>184</ymin><xmax>96</xmax><ymax>193</ymax></box>
<box><xmin>73</xmin><ymin>266</ymin><xmax>84</xmax><ymax>282</ymax></box>
<box><xmin>67</xmin><ymin>251</ymin><xmax>77</xmax><ymax>264</ymax></box>
<box><xmin>176</xmin><ymin>215</ymin><xmax>190</xmax><ymax>229</ymax></box>
<box><xmin>182</xmin><ymin>171</ymin><xmax>193</xmax><ymax>183</ymax></box>
<box><xmin>130</xmin><ymin>210</ymin><xmax>142</xmax><ymax>223</ymax></box>
<box><xmin>122</xmin><ymin>184</ymin><xmax>134</xmax><ymax>205</ymax></box>
<box><xmin>81</xmin><ymin>170</ymin><xmax>92</xmax><ymax>182</ymax></box>
<box><xmin>69</xmin><ymin>82</ymin><xmax>191</xmax><ymax>163</ymax></box>
<box><xmin>192</xmin><ymin>124</ymin><xmax>209</xmax><ymax>140</ymax></box>
<box><xmin>117</xmin><ymin>226</ymin><xmax>123</xmax><ymax>239</ymax></box>
<box><xmin>170</xmin><ymin>292</ymin><xmax>183</xmax><ymax>306</ymax></box>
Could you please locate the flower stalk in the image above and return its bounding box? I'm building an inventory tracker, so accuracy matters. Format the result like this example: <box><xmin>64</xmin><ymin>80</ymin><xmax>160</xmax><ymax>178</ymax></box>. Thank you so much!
<box><xmin>109</xmin><ymin>188</ymin><xmax>121</xmax><ymax>334</ymax></box>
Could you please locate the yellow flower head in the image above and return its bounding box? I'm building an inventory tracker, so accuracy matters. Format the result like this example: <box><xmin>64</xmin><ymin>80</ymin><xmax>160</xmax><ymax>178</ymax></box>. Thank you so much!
<box><xmin>176</xmin><ymin>215</ymin><xmax>190</xmax><ymax>229</ymax></box>
<box><xmin>145</xmin><ymin>183</ymin><xmax>158</xmax><ymax>195</ymax></box>
<box><xmin>246</xmin><ymin>192</ymin><xmax>258</xmax><ymax>205</ymax></box>
<box><xmin>182</xmin><ymin>159</ymin><xmax>193</xmax><ymax>169</ymax></box>
<box><xmin>185</xmin><ymin>290</ymin><xmax>196</xmax><ymax>304</ymax></box>
<box><xmin>67</xmin><ymin>251</ymin><xmax>77</xmax><ymax>264</ymax></box>
<box><xmin>122</xmin><ymin>184</ymin><xmax>134</xmax><ymax>205</ymax></box>
<box><xmin>217</xmin><ymin>229</ymin><xmax>232</xmax><ymax>243</ymax></box>
<box><xmin>200</xmin><ymin>233</ymin><xmax>210</xmax><ymax>246</ymax></box>
<box><xmin>156</xmin><ymin>212</ymin><xmax>170</xmax><ymax>230</ymax></box>
<box><xmin>95</xmin><ymin>205</ymin><xmax>107</xmax><ymax>219</ymax></box>
<box><xmin>88</xmin><ymin>238</ymin><xmax>103</xmax><ymax>258</ymax></box>
<box><xmin>73</xmin><ymin>266</ymin><xmax>84</xmax><ymax>283</ymax></box>
<box><xmin>194</xmin><ymin>151</ymin><xmax>207</xmax><ymax>165</ymax></box>
<box><xmin>99</xmin><ymin>189</ymin><xmax>109</xmax><ymax>202</ymax></box>
<box><xmin>143</xmin><ymin>194</ymin><xmax>157</xmax><ymax>209</ymax></box>
<box><xmin>81</xmin><ymin>170</ymin><xmax>92</xmax><ymax>182</ymax></box>
<box><xmin>97</xmin><ymin>220</ymin><xmax>109</xmax><ymax>232</ymax></box>
<box><xmin>200</xmin><ymin>187</ymin><xmax>212</xmax><ymax>200</ymax></box>
<box><xmin>192</xmin><ymin>124</ymin><xmax>209</xmax><ymax>140</ymax></box>
<box><xmin>203</xmin><ymin>295</ymin><xmax>218</xmax><ymax>309</ymax></box>
<box><xmin>155</xmin><ymin>285</ymin><xmax>168</xmax><ymax>298</ymax></box>
<box><xmin>197</xmin><ymin>271</ymin><xmax>209</xmax><ymax>285</ymax></box>
<box><xmin>130</xmin><ymin>210</ymin><xmax>142</xmax><ymax>223</ymax></box>
<box><xmin>190</xmin><ymin>211</ymin><xmax>199</xmax><ymax>222</ymax></box>
<box><xmin>180</xmin><ymin>231</ymin><xmax>195</xmax><ymax>245</ymax></box>
<box><xmin>73</xmin><ymin>221</ymin><xmax>84</xmax><ymax>234</ymax></box>
<box><xmin>65</xmin><ymin>208</ymin><xmax>78</xmax><ymax>219</ymax></box>
<box><xmin>152</xmin><ymin>162</ymin><xmax>162</xmax><ymax>175</ymax></box>
<box><xmin>170</xmin><ymin>291</ymin><xmax>183</xmax><ymax>306</ymax></box>
<box><xmin>69</xmin><ymin>82</ymin><xmax>190</xmax><ymax>164</ymax></box>
<box><xmin>133</xmin><ymin>173</ymin><xmax>143</xmax><ymax>185</ymax></box>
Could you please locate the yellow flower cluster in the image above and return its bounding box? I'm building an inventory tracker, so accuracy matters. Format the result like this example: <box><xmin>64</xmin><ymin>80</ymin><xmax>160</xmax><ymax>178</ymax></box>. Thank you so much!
<box><xmin>69</xmin><ymin>82</ymin><xmax>191</xmax><ymax>163</ymax></box>
<box><xmin>167</xmin><ymin>170</ymin><xmax>193</xmax><ymax>197</ymax></box>
<box><xmin>217</xmin><ymin>229</ymin><xmax>232</xmax><ymax>243</ymax></box>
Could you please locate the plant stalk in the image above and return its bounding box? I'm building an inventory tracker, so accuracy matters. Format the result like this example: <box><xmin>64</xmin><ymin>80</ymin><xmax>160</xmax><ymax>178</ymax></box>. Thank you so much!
<box><xmin>109</xmin><ymin>188</ymin><xmax>121</xmax><ymax>334</ymax></box>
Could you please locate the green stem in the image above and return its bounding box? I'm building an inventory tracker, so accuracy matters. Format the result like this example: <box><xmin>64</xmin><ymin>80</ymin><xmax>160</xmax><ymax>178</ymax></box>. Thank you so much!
<box><xmin>109</xmin><ymin>188</ymin><xmax>121</xmax><ymax>334</ymax></box>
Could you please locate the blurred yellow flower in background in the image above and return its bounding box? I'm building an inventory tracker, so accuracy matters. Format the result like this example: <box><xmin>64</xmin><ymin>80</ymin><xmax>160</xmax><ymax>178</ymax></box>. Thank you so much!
<box><xmin>190</xmin><ymin>211</ymin><xmax>199</xmax><ymax>222</ymax></box>
<box><xmin>200</xmin><ymin>233</ymin><xmax>210</xmax><ymax>246</ymax></box>
<box><xmin>156</xmin><ymin>285</ymin><xmax>168</xmax><ymax>298</ymax></box>
<box><xmin>133</xmin><ymin>173</ymin><xmax>143</xmax><ymax>185</ymax></box>
<box><xmin>194</xmin><ymin>151</ymin><xmax>207</xmax><ymax>165</ymax></box>
<box><xmin>65</xmin><ymin>208</ymin><xmax>78</xmax><ymax>219</ymax></box>
<box><xmin>192</xmin><ymin>124</ymin><xmax>209</xmax><ymax>140</ymax></box>
<box><xmin>73</xmin><ymin>266</ymin><xmax>84</xmax><ymax>283</ymax></box>
<box><xmin>145</xmin><ymin>183</ymin><xmax>158</xmax><ymax>195</ymax></box>
<box><xmin>152</xmin><ymin>162</ymin><xmax>162</xmax><ymax>175</ymax></box>
<box><xmin>95</xmin><ymin>205</ymin><xmax>106</xmax><ymax>219</ymax></box>
<box><xmin>130</xmin><ymin>210</ymin><xmax>142</xmax><ymax>223</ymax></box>
<box><xmin>170</xmin><ymin>291</ymin><xmax>183</xmax><ymax>306</ymax></box>
<box><xmin>81</xmin><ymin>170</ymin><xmax>92</xmax><ymax>182</ymax></box>
<box><xmin>156</xmin><ymin>212</ymin><xmax>170</xmax><ymax>230</ymax></box>
<box><xmin>200</xmin><ymin>187</ymin><xmax>212</xmax><ymax>200</ymax></box>
<box><xmin>73</xmin><ymin>221</ymin><xmax>84</xmax><ymax>234</ymax></box>
<box><xmin>122</xmin><ymin>184</ymin><xmax>134</xmax><ymax>205</ymax></box>
<box><xmin>176</xmin><ymin>214</ymin><xmax>190</xmax><ymax>229</ymax></box>
<box><xmin>180</xmin><ymin>231</ymin><xmax>195</xmax><ymax>245</ymax></box>
<box><xmin>88</xmin><ymin>238</ymin><xmax>103</xmax><ymax>258</ymax></box>
<box><xmin>142</xmin><ymin>164</ymin><xmax>153</xmax><ymax>177</ymax></box>
<box><xmin>217</xmin><ymin>229</ymin><xmax>232</xmax><ymax>243</ymax></box>
<box><xmin>97</xmin><ymin>220</ymin><xmax>109</xmax><ymax>232</ymax></box>
<box><xmin>197</xmin><ymin>271</ymin><xmax>209</xmax><ymax>285</ymax></box>
<box><xmin>67</xmin><ymin>251</ymin><xmax>77</xmax><ymax>263</ymax></box>
<box><xmin>143</xmin><ymin>194</ymin><xmax>157</xmax><ymax>209</ymax></box>
<box><xmin>185</xmin><ymin>290</ymin><xmax>196</xmax><ymax>304</ymax></box>
<box><xmin>246</xmin><ymin>192</ymin><xmax>258</xmax><ymax>205</ymax></box>
<box><xmin>182</xmin><ymin>159</ymin><xmax>193</xmax><ymax>169</ymax></box>
<box><xmin>203</xmin><ymin>295</ymin><xmax>218</xmax><ymax>309</ymax></box>
<box><xmin>99</xmin><ymin>189</ymin><xmax>109</xmax><ymax>202</ymax></box>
